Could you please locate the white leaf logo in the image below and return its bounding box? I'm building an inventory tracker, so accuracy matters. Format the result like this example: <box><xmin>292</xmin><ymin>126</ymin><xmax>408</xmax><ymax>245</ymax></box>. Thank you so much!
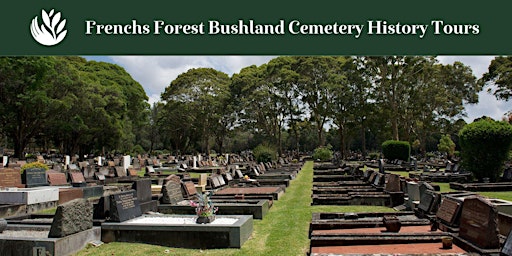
<box><xmin>30</xmin><ymin>9</ymin><xmax>67</xmax><ymax>46</ymax></box>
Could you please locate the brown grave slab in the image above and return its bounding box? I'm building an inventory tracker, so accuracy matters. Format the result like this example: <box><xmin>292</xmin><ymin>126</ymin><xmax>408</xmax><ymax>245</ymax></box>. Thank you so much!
<box><xmin>59</xmin><ymin>188</ymin><xmax>84</xmax><ymax>204</ymax></box>
<box><xmin>310</xmin><ymin>242</ymin><xmax>466</xmax><ymax>255</ymax></box>
<box><xmin>215</xmin><ymin>187</ymin><xmax>283</xmax><ymax>200</ymax></box>
<box><xmin>0</xmin><ymin>168</ymin><xmax>23</xmax><ymax>188</ymax></box>
<box><xmin>47</xmin><ymin>172</ymin><xmax>68</xmax><ymax>186</ymax></box>
<box><xmin>69</xmin><ymin>171</ymin><xmax>86</xmax><ymax>183</ymax></box>
<box><xmin>436</xmin><ymin>197</ymin><xmax>462</xmax><ymax>226</ymax></box>
<box><xmin>312</xmin><ymin>225</ymin><xmax>438</xmax><ymax>235</ymax></box>
<box><xmin>183</xmin><ymin>181</ymin><xmax>198</xmax><ymax>197</ymax></box>
<box><xmin>128</xmin><ymin>169</ymin><xmax>138</xmax><ymax>177</ymax></box>
<box><xmin>458</xmin><ymin>196</ymin><xmax>500</xmax><ymax>249</ymax></box>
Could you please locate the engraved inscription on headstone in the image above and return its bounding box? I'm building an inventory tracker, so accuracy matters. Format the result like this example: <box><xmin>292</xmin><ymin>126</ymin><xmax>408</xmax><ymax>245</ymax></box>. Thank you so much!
<box><xmin>436</xmin><ymin>197</ymin><xmax>462</xmax><ymax>226</ymax></box>
<box><xmin>0</xmin><ymin>168</ymin><xmax>23</xmax><ymax>187</ymax></box>
<box><xmin>24</xmin><ymin>168</ymin><xmax>48</xmax><ymax>188</ymax></box>
<box><xmin>161</xmin><ymin>180</ymin><xmax>184</xmax><ymax>204</ymax></box>
<box><xmin>109</xmin><ymin>190</ymin><xmax>142</xmax><ymax>222</ymax></box>
<box><xmin>115</xmin><ymin>166</ymin><xmax>127</xmax><ymax>177</ymax></box>
<box><xmin>459</xmin><ymin>196</ymin><xmax>500</xmax><ymax>249</ymax></box>
<box><xmin>47</xmin><ymin>172</ymin><xmax>68</xmax><ymax>186</ymax></box>
<box><xmin>418</xmin><ymin>190</ymin><xmax>436</xmax><ymax>213</ymax></box>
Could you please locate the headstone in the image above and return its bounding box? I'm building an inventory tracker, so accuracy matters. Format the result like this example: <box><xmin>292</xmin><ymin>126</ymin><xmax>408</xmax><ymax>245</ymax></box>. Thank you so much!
<box><xmin>47</xmin><ymin>172</ymin><xmax>68</xmax><ymax>186</ymax></box>
<box><xmin>83</xmin><ymin>166</ymin><xmax>95</xmax><ymax>179</ymax></box>
<box><xmin>211</xmin><ymin>176</ymin><xmax>221</xmax><ymax>188</ymax></box>
<box><xmin>48</xmin><ymin>198</ymin><xmax>93</xmax><ymax>238</ymax></box>
<box><xmin>122</xmin><ymin>155</ymin><xmax>131</xmax><ymax>171</ymax></box>
<box><xmin>378</xmin><ymin>159</ymin><xmax>385</xmax><ymax>173</ymax></box>
<box><xmin>217</xmin><ymin>175</ymin><xmax>226</xmax><ymax>186</ymax></box>
<box><xmin>199</xmin><ymin>174</ymin><xmax>207</xmax><ymax>186</ymax></box>
<box><xmin>0</xmin><ymin>168</ymin><xmax>23</xmax><ymax>188</ymax></box>
<box><xmin>161</xmin><ymin>179</ymin><xmax>184</xmax><ymax>204</ymax></box>
<box><xmin>459</xmin><ymin>196</ymin><xmax>500</xmax><ymax>249</ymax></box>
<box><xmin>368</xmin><ymin>172</ymin><xmax>378</xmax><ymax>184</ymax></box>
<box><xmin>97</xmin><ymin>156</ymin><xmax>102</xmax><ymax>166</ymax></box>
<box><xmin>436</xmin><ymin>197</ymin><xmax>463</xmax><ymax>226</ymax></box>
<box><xmin>418</xmin><ymin>190</ymin><xmax>437</xmax><ymax>213</ymax></box>
<box><xmin>385</xmin><ymin>174</ymin><xmax>400</xmax><ymax>192</ymax></box>
<box><xmin>373</xmin><ymin>173</ymin><xmax>383</xmax><ymax>186</ymax></box>
<box><xmin>64</xmin><ymin>155</ymin><xmax>70</xmax><ymax>169</ymax></box>
<box><xmin>108</xmin><ymin>161</ymin><xmax>115</xmax><ymax>167</ymax></box>
<box><xmin>115</xmin><ymin>166</ymin><xmax>127</xmax><ymax>177</ymax></box>
<box><xmin>24</xmin><ymin>168</ymin><xmax>48</xmax><ymax>187</ymax></box>
<box><xmin>406</xmin><ymin>181</ymin><xmax>420</xmax><ymax>210</ymax></box>
<box><xmin>132</xmin><ymin>179</ymin><xmax>152</xmax><ymax>203</ymax></box>
<box><xmin>69</xmin><ymin>171</ymin><xmax>86</xmax><ymax>183</ymax></box>
<box><xmin>419</xmin><ymin>182</ymin><xmax>435</xmax><ymax>199</ymax></box>
<box><xmin>193</xmin><ymin>156</ymin><xmax>197</xmax><ymax>168</ymax></box>
<box><xmin>235</xmin><ymin>169</ymin><xmax>244</xmax><ymax>179</ymax></box>
<box><xmin>502</xmin><ymin>231</ymin><xmax>512</xmax><ymax>255</ymax></box>
<box><xmin>224</xmin><ymin>172</ymin><xmax>233</xmax><ymax>182</ymax></box>
<box><xmin>68</xmin><ymin>163</ymin><xmax>79</xmax><ymax>171</ymax></box>
<box><xmin>146</xmin><ymin>166</ymin><xmax>155</xmax><ymax>174</ymax></box>
<box><xmin>95</xmin><ymin>172</ymin><xmax>106</xmax><ymax>181</ymax></box>
<box><xmin>2</xmin><ymin>156</ymin><xmax>7</xmax><ymax>167</ymax></box>
<box><xmin>183</xmin><ymin>181</ymin><xmax>197</xmax><ymax>197</ymax></box>
<box><xmin>128</xmin><ymin>168</ymin><xmax>138</xmax><ymax>176</ymax></box>
<box><xmin>78</xmin><ymin>161</ymin><xmax>88</xmax><ymax>170</ymax></box>
<box><xmin>109</xmin><ymin>190</ymin><xmax>142</xmax><ymax>222</ymax></box>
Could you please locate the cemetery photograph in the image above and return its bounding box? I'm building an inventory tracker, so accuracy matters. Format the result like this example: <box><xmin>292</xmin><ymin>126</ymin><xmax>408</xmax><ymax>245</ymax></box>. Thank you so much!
<box><xmin>2</xmin><ymin>56</ymin><xmax>512</xmax><ymax>255</ymax></box>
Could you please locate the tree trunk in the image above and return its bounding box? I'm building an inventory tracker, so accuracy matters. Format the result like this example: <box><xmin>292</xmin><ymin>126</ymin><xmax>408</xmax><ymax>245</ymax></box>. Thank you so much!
<box><xmin>338</xmin><ymin>126</ymin><xmax>345</xmax><ymax>159</ymax></box>
<box><xmin>360</xmin><ymin>122</ymin><xmax>367</xmax><ymax>157</ymax></box>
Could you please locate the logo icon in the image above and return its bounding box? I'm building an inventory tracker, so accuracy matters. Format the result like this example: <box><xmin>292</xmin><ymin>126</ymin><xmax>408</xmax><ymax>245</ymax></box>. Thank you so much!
<box><xmin>30</xmin><ymin>9</ymin><xmax>67</xmax><ymax>46</ymax></box>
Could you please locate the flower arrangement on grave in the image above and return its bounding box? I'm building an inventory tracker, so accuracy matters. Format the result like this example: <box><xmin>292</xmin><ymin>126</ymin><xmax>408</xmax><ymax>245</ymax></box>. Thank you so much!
<box><xmin>19</xmin><ymin>162</ymin><xmax>49</xmax><ymax>174</ymax></box>
<box><xmin>190</xmin><ymin>191</ymin><xmax>218</xmax><ymax>223</ymax></box>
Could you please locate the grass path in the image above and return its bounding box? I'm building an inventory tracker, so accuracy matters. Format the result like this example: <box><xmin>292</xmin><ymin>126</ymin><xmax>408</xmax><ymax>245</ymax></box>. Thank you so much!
<box><xmin>75</xmin><ymin>161</ymin><xmax>394</xmax><ymax>256</ymax></box>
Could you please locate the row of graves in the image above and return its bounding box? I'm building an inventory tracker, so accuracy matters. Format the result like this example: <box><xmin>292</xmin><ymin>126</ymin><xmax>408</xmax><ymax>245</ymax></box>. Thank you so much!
<box><xmin>308</xmin><ymin>160</ymin><xmax>512</xmax><ymax>255</ymax></box>
<box><xmin>0</xmin><ymin>154</ymin><xmax>303</xmax><ymax>255</ymax></box>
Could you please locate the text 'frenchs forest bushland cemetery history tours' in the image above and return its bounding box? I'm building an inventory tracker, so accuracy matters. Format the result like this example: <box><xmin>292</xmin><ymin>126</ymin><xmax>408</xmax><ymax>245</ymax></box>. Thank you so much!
<box><xmin>85</xmin><ymin>19</ymin><xmax>480</xmax><ymax>38</ymax></box>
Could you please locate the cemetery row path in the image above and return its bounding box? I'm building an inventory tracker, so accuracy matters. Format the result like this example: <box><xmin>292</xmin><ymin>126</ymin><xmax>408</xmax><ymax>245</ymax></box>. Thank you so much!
<box><xmin>75</xmin><ymin>161</ymin><xmax>393</xmax><ymax>256</ymax></box>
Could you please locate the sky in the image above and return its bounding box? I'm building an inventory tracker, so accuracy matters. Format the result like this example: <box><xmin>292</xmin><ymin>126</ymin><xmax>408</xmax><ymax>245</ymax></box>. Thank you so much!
<box><xmin>84</xmin><ymin>55</ymin><xmax>512</xmax><ymax>123</ymax></box>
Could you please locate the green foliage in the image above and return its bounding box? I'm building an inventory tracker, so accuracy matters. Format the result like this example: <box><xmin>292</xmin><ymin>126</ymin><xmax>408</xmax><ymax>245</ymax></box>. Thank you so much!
<box><xmin>312</xmin><ymin>145</ymin><xmax>333</xmax><ymax>161</ymax></box>
<box><xmin>253</xmin><ymin>144</ymin><xmax>277</xmax><ymax>163</ymax></box>
<box><xmin>381</xmin><ymin>140</ymin><xmax>410</xmax><ymax>161</ymax></box>
<box><xmin>20</xmin><ymin>162</ymin><xmax>49</xmax><ymax>173</ymax></box>
<box><xmin>437</xmin><ymin>134</ymin><xmax>456</xmax><ymax>157</ymax></box>
<box><xmin>459</xmin><ymin>119</ymin><xmax>512</xmax><ymax>182</ymax></box>
<box><xmin>368</xmin><ymin>152</ymin><xmax>380</xmax><ymax>160</ymax></box>
<box><xmin>131</xmin><ymin>145</ymin><xmax>145</xmax><ymax>154</ymax></box>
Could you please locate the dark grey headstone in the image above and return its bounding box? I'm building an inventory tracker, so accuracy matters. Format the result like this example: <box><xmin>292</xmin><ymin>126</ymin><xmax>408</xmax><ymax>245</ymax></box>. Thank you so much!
<box><xmin>211</xmin><ymin>176</ymin><xmax>221</xmax><ymax>188</ymax></box>
<box><xmin>161</xmin><ymin>180</ymin><xmax>184</xmax><ymax>204</ymax></box>
<box><xmin>418</xmin><ymin>190</ymin><xmax>436</xmax><ymax>213</ymax></box>
<box><xmin>235</xmin><ymin>169</ymin><xmax>244</xmax><ymax>179</ymax></box>
<box><xmin>378</xmin><ymin>159</ymin><xmax>385</xmax><ymax>173</ymax></box>
<box><xmin>459</xmin><ymin>196</ymin><xmax>500</xmax><ymax>249</ymax></box>
<box><xmin>109</xmin><ymin>190</ymin><xmax>142</xmax><ymax>222</ymax></box>
<box><xmin>82</xmin><ymin>185</ymin><xmax>104</xmax><ymax>198</ymax></box>
<box><xmin>24</xmin><ymin>168</ymin><xmax>48</xmax><ymax>188</ymax></box>
<box><xmin>385</xmin><ymin>174</ymin><xmax>401</xmax><ymax>192</ymax></box>
<box><xmin>132</xmin><ymin>179</ymin><xmax>152</xmax><ymax>203</ymax></box>
<box><xmin>48</xmin><ymin>198</ymin><xmax>93</xmax><ymax>238</ymax></box>
<box><xmin>373</xmin><ymin>173</ymin><xmax>383</xmax><ymax>186</ymax></box>
<box><xmin>502</xmin><ymin>230</ymin><xmax>512</xmax><ymax>255</ymax></box>
<box><xmin>419</xmin><ymin>182</ymin><xmax>435</xmax><ymax>199</ymax></box>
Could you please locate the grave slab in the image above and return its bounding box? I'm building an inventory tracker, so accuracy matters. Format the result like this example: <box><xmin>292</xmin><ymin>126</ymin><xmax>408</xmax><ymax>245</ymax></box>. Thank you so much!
<box><xmin>0</xmin><ymin>187</ymin><xmax>59</xmax><ymax>205</ymax></box>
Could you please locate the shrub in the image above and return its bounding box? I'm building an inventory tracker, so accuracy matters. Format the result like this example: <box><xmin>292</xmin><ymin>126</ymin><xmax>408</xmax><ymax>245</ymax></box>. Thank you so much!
<box><xmin>368</xmin><ymin>152</ymin><xmax>380</xmax><ymax>160</ymax></box>
<box><xmin>253</xmin><ymin>144</ymin><xmax>277</xmax><ymax>163</ymax></box>
<box><xmin>381</xmin><ymin>140</ymin><xmax>410</xmax><ymax>161</ymax></box>
<box><xmin>312</xmin><ymin>146</ymin><xmax>333</xmax><ymax>161</ymax></box>
<box><xmin>438</xmin><ymin>134</ymin><xmax>456</xmax><ymax>158</ymax></box>
<box><xmin>131</xmin><ymin>145</ymin><xmax>145</xmax><ymax>154</ymax></box>
<box><xmin>20</xmin><ymin>162</ymin><xmax>49</xmax><ymax>173</ymax></box>
<box><xmin>459</xmin><ymin>119</ymin><xmax>512</xmax><ymax>182</ymax></box>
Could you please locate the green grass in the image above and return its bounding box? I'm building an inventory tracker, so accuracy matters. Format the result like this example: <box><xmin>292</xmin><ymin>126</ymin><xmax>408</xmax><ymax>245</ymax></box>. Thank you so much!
<box><xmin>74</xmin><ymin>161</ymin><xmax>394</xmax><ymax>256</ymax></box>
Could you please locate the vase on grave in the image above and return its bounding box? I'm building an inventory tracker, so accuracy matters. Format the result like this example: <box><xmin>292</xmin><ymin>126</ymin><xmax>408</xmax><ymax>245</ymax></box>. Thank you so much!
<box><xmin>196</xmin><ymin>215</ymin><xmax>215</xmax><ymax>224</ymax></box>
<box><xmin>383</xmin><ymin>215</ymin><xmax>401</xmax><ymax>232</ymax></box>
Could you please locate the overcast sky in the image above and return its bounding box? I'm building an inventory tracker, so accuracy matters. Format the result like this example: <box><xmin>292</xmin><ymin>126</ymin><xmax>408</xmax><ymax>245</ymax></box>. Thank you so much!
<box><xmin>85</xmin><ymin>55</ymin><xmax>512</xmax><ymax>123</ymax></box>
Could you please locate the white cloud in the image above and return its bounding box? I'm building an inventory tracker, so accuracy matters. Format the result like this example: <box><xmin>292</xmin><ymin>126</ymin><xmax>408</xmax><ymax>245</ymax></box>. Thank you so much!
<box><xmin>437</xmin><ymin>56</ymin><xmax>512</xmax><ymax>122</ymax></box>
<box><xmin>110</xmin><ymin>56</ymin><xmax>275</xmax><ymax>104</ymax></box>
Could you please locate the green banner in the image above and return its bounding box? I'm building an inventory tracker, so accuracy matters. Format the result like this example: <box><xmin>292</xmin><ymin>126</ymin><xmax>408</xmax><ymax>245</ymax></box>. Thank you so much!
<box><xmin>2</xmin><ymin>0</ymin><xmax>510</xmax><ymax>55</ymax></box>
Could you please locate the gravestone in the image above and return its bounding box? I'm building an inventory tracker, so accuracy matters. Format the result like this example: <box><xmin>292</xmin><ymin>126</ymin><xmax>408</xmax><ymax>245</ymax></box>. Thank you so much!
<box><xmin>459</xmin><ymin>196</ymin><xmax>500</xmax><ymax>249</ymax></box>
<box><xmin>385</xmin><ymin>174</ymin><xmax>401</xmax><ymax>192</ymax></box>
<box><xmin>132</xmin><ymin>179</ymin><xmax>152</xmax><ymax>203</ymax></box>
<box><xmin>23</xmin><ymin>168</ymin><xmax>48</xmax><ymax>188</ymax></box>
<box><xmin>78</xmin><ymin>161</ymin><xmax>88</xmax><ymax>170</ymax></box>
<box><xmin>0</xmin><ymin>168</ymin><xmax>23</xmax><ymax>188</ymax></box>
<box><xmin>68</xmin><ymin>163</ymin><xmax>79</xmax><ymax>171</ymax></box>
<box><xmin>235</xmin><ymin>169</ymin><xmax>244</xmax><ymax>179</ymax></box>
<box><xmin>64</xmin><ymin>155</ymin><xmax>70</xmax><ymax>169</ymax></box>
<box><xmin>183</xmin><ymin>181</ymin><xmax>198</xmax><ymax>197</ymax></box>
<box><xmin>501</xmin><ymin>231</ymin><xmax>512</xmax><ymax>255</ymax></box>
<box><xmin>378</xmin><ymin>159</ymin><xmax>385</xmax><ymax>173</ymax></box>
<box><xmin>217</xmin><ymin>175</ymin><xmax>226</xmax><ymax>186</ymax></box>
<box><xmin>115</xmin><ymin>166</ymin><xmax>127</xmax><ymax>177</ymax></box>
<box><xmin>161</xmin><ymin>179</ymin><xmax>184</xmax><ymax>204</ymax></box>
<box><xmin>368</xmin><ymin>172</ymin><xmax>378</xmax><ymax>184</ymax></box>
<box><xmin>49</xmin><ymin>198</ymin><xmax>93</xmax><ymax>238</ymax></box>
<box><xmin>128</xmin><ymin>168</ymin><xmax>138</xmax><ymax>176</ymax></box>
<box><xmin>122</xmin><ymin>155</ymin><xmax>131</xmax><ymax>172</ymax></box>
<box><xmin>418</xmin><ymin>190</ymin><xmax>437</xmax><ymax>214</ymax></box>
<box><xmin>436</xmin><ymin>197</ymin><xmax>463</xmax><ymax>226</ymax></box>
<box><xmin>199</xmin><ymin>174</ymin><xmax>207</xmax><ymax>186</ymax></box>
<box><xmin>108</xmin><ymin>161</ymin><xmax>115</xmax><ymax>167</ymax></box>
<box><xmin>83</xmin><ymin>166</ymin><xmax>95</xmax><ymax>179</ymax></box>
<box><xmin>224</xmin><ymin>172</ymin><xmax>233</xmax><ymax>182</ymax></box>
<box><xmin>419</xmin><ymin>182</ymin><xmax>435</xmax><ymax>199</ymax></box>
<box><xmin>95</xmin><ymin>172</ymin><xmax>106</xmax><ymax>181</ymax></box>
<box><xmin>211</xmin><ymin>176</ymin><xmax>221</xmax><ymax>188</ymax></box>
<box><xmin>406</xmin><ymin>181</ymin><xmax>420</xmax><ymax>210</ymax></box>
<box><xmin>146</xmin><ymin>166</ymin><xmax>155</xmax><ymax>174</ymax></box>
<box><xmin>47</xmin><ymin>172</ymin><xmax>68</xmax><ymax>186</ymax></box>
<box><xmin>109</xmin><ymin>190</ymin><xmax>142</xmax><ymax>222</ymax></box>
<box><xmin>69</xmin><ymin>171</ymin><xmax>86</xmax><ymax>183</ymax></box>
<box><xmin>2</xmin><ymin>156</ymin><xmax>7</xmax><ymax>167</ymax></box>
<box><xmin>373</xmin><ymin>173</ymin><xmax>383</xmax><ymax>186</ymax></box>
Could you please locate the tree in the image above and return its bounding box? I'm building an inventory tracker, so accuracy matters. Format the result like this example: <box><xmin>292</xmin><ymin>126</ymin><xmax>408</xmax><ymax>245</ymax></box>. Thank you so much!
<box><xmin>480</xmin><ymin>56</ymin><xmax>512</xmax><ymax>101</ymax></box>
<box><xmin>437</xmin><ymin>134</ymin><xmax>455</xmax><ymax>159</ymax></box>
<box><xmin>0</xmin><ymin>57</ymin><xmax>74</xmax><ymax>158</ymax></box>
<box><xmin>161</xmin><ymin>68</ymin><xmax>230</xmax><ymax>155</ymax></box>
